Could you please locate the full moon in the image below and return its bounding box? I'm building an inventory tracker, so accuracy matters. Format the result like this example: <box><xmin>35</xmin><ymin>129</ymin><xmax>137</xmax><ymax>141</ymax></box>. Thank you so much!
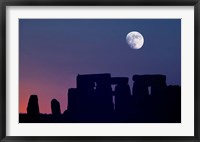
<box><xmin>126</xmin><ymin>31</ymin><xmax>144</xmax><ymax>49</ymax></box>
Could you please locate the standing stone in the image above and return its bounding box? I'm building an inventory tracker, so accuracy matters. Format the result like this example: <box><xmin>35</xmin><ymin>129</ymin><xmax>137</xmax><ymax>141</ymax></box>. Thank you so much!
<box><xmin>27</xmin><ymin>95</ymin><xmax>40</xmax><ymax>115</ymax></box>
<box><xmin>51</xmin><ymin>99</ymin><xmax>61</xmax><ymax>115</ymax></box>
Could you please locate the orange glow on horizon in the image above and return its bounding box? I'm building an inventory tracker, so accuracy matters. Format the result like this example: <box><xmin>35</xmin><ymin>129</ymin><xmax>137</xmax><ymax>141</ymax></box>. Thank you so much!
<box><xmin>19</xmin><ymin>76</ymin><xmax>76</xmax><ymax>114</ymax></box>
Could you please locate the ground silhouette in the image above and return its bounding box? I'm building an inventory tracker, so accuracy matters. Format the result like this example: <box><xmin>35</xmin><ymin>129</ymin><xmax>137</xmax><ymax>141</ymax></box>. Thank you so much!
<box><xmin>19</xmin><ymin>73</ymin><xmax>181</xmax><ymax>123</ymax></box>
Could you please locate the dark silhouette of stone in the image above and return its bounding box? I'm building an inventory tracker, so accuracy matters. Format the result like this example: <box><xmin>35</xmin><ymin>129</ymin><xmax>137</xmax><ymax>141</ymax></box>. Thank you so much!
<box><xmin>27</xmin><ymin>95</ymin><xmax>40</xmax><ymax>115</ymax></box>
<box><xmin>165</xmin><ymin>85</ymin><xmax>181</xmax><ymax>122</ymax></box>
<box><xmin>19</xmin><ymin>74</ymin><xmax>181</xmax><ymax>123</ymax></box>
<box><xmin>111</xmin><ymin>77</ymin><xmax>129</xmax><ymax>85</ymax></box>
<box><xmin>51</xmin><ymin>99</ymin><xmax>61</xmax><ymax>115</ymax></box>
<box><xmin>68</xmin><ymin>88</ymin><xmax>80</xmax><ymax>112</ymax></box>
<box><xmin>67</xmin><ymin>88</ymin><xmax>84</xmax><ymax>122</ymax></box>
<box><xmin>67</xmin><ymin>73</ymin><xmax>114</xmax><ymax>122</ymax></box>
<box><xmin>76</xmin><ymin>73</ymin><xmax>111</xmax><ymax>91</ymax></box>
<box><xmin>112</xmin><ymin>77</ymin><xmax>132</xmax><ymax>122</ymax></box>
<box><xmin>111</xmin><ymin>78</ymin><xmax>130</xmax><ymax>108</ymax></box>
<box><xmin>132</xmin><ymin>74</ymin><xmax>167</xmax><ymax>96</ymax></box>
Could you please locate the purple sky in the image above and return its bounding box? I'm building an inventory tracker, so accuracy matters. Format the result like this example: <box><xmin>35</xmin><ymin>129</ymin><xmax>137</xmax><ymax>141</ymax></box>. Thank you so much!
<box><xmin>19</xmin><ymin>19</ymin><xmax>181</xmax><ymax>114</ymax></box>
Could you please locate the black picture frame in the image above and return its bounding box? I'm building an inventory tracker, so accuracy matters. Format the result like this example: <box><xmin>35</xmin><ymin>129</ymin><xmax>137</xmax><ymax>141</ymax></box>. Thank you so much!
<box><xmin>0</xmin><ymin>0</ymin><xmax>199</xmax><ymax>141</ymax></box>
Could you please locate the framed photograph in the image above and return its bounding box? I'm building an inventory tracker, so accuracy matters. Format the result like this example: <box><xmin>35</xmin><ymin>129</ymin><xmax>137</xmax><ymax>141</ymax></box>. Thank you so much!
<box><xmin>0</xmin><ymin>0</ymin><xmax>199</xmax><ymax>141</ymax></box>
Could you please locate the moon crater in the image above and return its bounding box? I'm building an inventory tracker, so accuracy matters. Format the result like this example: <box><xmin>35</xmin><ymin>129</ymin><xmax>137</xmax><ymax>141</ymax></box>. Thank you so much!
<box><xmin>126</xmin><ymin>31</ymin><xmax>144</xmax><ymax>49</ymax></box>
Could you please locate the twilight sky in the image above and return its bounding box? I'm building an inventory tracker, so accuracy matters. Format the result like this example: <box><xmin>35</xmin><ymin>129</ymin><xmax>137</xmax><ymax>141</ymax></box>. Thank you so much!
<box><xmin>19</xmin><ymin>19</ymin><xmax>181</xmax><ymax>114</ymax></box>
